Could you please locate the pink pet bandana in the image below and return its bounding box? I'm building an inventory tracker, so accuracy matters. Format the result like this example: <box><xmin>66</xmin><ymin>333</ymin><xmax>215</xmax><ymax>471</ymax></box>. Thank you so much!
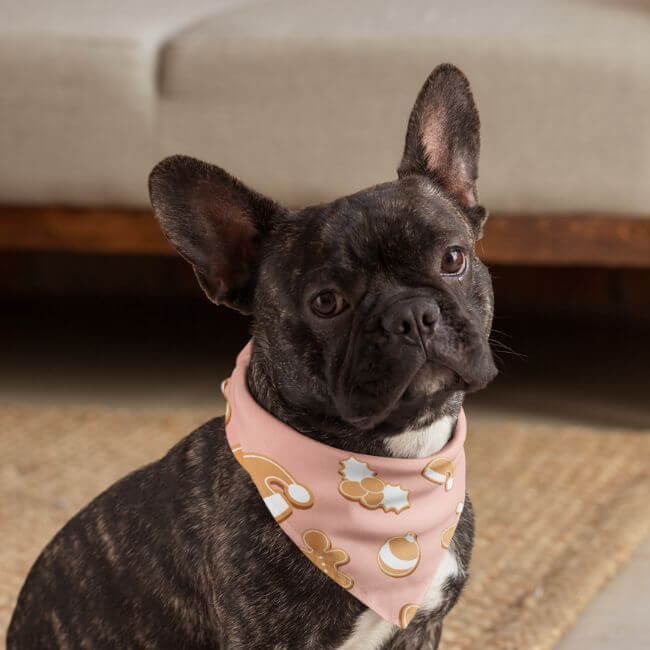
<box><xmin>222</xmin><ymin>342</ymin><xmax>467</xmax><ymax>628</ymax></box>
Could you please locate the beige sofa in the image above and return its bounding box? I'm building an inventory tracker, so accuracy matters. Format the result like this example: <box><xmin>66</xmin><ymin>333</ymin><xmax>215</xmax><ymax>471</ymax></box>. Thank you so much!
<box><xmin>1</xmin><ymin>0</ymin><xmax>649</xmax><ymax>266</ymax></box>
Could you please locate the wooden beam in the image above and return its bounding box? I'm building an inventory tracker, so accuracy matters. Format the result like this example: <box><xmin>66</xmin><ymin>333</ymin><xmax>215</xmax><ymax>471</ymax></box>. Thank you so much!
<box><xmin>0</xmin><ymin>207</ymin><xmax>173</xmax><ymax>255</ymax></box>
<box><xmin>0</xmin><ymin>206</ymin><xmax>649</xmax><ymax>267</ymax></box>
<box><xmin>479</xmin><ymin>215</ymin><xmax>650</xmax><ymax>268</ymax></box>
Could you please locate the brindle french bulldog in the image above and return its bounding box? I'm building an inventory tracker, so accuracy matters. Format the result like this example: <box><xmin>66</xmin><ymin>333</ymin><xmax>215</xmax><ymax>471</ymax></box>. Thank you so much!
<box><xmin>8</xmin><ymin>63</ymin><xmax>496</xmax><ymax>649</ymax></box>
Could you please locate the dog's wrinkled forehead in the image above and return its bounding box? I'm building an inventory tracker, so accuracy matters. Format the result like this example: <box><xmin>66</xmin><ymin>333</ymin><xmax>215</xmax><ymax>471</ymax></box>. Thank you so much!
<box><xmin>278</xmin><ymin>177</ymin><xmax>472</xmax><ymax>283</ymax></box>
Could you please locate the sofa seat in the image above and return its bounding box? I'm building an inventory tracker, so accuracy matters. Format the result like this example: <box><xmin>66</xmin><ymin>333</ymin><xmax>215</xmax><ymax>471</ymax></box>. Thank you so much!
<box><xmin>1</xmin><ymin>0</ymin><xmax>649</xmax><ymax>216</ymax></box>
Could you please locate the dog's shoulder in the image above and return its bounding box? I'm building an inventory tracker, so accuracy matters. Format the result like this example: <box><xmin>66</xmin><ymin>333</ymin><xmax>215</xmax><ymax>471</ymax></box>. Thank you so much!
<box><xmin>159</xmin><ymin>414</ymin><xmax>234</xmax><ymax>483</ymax></box>
<box><xmin>7</xmin><ymin>416</ymin><xmax>233</xmax><ymax>648</ymax></box>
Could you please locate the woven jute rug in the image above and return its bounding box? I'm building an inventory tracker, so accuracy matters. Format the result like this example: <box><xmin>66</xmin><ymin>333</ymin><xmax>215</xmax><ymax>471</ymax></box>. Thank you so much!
<box><xmin>1</xmin><ymin>404</ymin><xmax>648</xmax><ymax>648</ymax></box>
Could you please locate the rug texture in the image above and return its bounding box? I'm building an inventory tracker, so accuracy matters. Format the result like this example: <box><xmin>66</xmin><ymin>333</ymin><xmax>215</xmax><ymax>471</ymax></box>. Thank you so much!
<box><xmin>1</xmin><ymin>404</ymin><xmax>648</xmax><ymax>648</ymax></box>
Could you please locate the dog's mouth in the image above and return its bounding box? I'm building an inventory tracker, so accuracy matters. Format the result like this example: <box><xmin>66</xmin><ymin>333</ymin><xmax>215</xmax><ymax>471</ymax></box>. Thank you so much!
<box><xmin>400</xmin><ymin>362</ymin><xmax>462</xmax><ymax>401</ymax></box>
<box><xmin>334</xmin><ymin>311</ymin><xmax>497</xmax><ymax>432</ymax></box>
<box><xmin>340</xmin><ymin>359</ymin><xmax>464</xmax><ymax>431</ymax></box>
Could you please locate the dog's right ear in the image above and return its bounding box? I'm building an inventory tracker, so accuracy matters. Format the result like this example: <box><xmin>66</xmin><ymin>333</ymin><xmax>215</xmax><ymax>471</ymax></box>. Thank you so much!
<box><xmin>149</xmin><ymin>155</ymin><xmax>284</xmax><ymax>313</ymax></box>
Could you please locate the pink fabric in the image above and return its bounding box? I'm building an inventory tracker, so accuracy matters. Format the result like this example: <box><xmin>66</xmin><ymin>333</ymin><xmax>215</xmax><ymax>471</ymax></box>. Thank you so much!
<box><xmin>222</xmin><ymin>341</ymin><xmax>467</xmax><ymax>628</ymax></box>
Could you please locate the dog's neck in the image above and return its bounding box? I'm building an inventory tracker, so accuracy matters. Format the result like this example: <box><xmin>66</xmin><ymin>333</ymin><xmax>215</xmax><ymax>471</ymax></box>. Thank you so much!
<box><xmin>246</xmin><ymin>348</ymin><xmax>461</xmax><ymax>459</ymax></box>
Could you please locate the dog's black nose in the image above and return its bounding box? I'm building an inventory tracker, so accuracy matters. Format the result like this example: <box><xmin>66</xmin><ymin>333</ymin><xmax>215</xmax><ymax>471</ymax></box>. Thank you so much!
<box><xmin>380</xmin><ymin>299</ymin><xmax>439</xmax><ymax>344</ymax></box>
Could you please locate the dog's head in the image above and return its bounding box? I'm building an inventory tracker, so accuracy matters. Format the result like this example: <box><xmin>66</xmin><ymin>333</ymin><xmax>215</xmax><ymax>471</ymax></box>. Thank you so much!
<box><xmin>150</xmin><ymin>64</ymin><xmax>497</xmax><ymax>445</ymax></box>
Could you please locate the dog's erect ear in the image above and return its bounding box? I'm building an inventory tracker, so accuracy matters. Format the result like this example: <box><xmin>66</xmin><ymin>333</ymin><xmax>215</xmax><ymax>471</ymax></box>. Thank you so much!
<box><xmin>149</xmin><ymin>155</ymin><xmax>284</xmax><ymax>313</ymax></box>
<box><xmin>399</xmin><ymin>64</ymin><xmax>487</xmax><ymax>236</ymax></box>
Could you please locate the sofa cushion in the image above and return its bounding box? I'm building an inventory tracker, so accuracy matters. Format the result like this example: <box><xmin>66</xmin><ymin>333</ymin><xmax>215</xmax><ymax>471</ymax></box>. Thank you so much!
<box><xmin>1</xmin><ymin>0</ymin><xmax>649</xmax><ymax>215</ymax></box>
<box><xmin>0</xmin><ymin>1</ymin><xmax>252</xmax><ymax>206</ymax></box>
<box><xmin>159</xmin><ymin>0</ymin><xmax>650</xmax><ymax>214</ymax></box>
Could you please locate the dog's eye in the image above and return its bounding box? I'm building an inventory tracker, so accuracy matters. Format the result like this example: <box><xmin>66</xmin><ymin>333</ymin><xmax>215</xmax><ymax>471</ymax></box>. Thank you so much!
<box><xmin>310</xmin><ymin>290</ymin><xmax>348</xmax><ymax>318</ymax></box>
<box><xmin>440</xmin><ymin>246</ymin><xmax>467</xmax><ymax>276</ymax></box>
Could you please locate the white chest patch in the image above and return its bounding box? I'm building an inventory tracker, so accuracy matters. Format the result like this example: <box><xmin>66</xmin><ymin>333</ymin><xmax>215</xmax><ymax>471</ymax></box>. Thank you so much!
<box><xmin>336</xmin><ymin>550</ymin><xmax>460</xmax><ymax>649</ymax></box>
<box><xmin>384</xmin><ymin>416</ymin><xmax>455</xmax><ymax>459</ymax></box>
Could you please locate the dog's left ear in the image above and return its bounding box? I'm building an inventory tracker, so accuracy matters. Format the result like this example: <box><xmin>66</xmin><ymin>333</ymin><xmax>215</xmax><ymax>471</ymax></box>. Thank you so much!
<box><xmin>398</xmin><ymin>64</ymin><xmax>487</xmax><ymax>238</ymax></box>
